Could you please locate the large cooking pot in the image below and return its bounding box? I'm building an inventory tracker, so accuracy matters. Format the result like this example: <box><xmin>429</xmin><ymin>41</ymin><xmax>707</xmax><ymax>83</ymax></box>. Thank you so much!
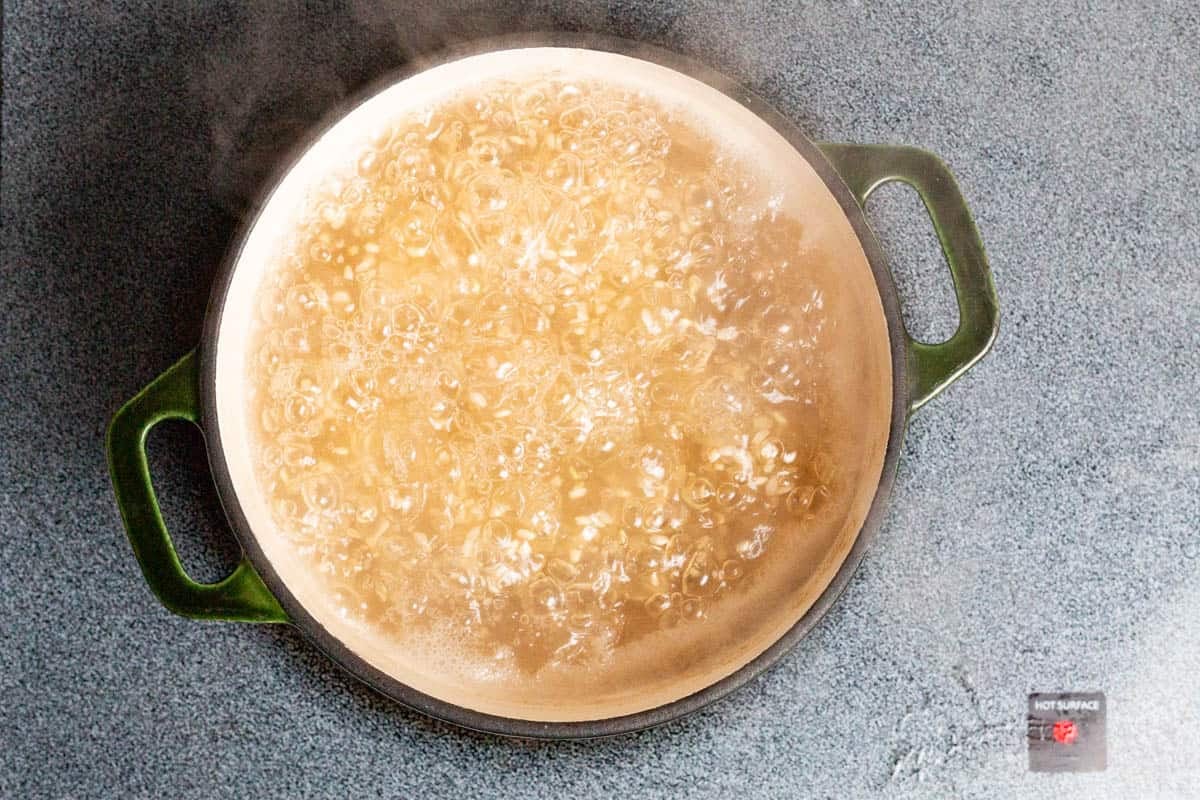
<box><xmin>107</xmin><ymin>35</ymin><xmax>998</xmax><ymax>739</ymax></box>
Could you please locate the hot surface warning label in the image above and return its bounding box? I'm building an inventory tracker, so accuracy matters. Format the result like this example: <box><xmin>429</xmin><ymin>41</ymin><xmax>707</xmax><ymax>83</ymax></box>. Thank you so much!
<box><xmin>1027</xmin><ymin>692</ymin><xmax>1107</xmax><ymax>772</ymax></box>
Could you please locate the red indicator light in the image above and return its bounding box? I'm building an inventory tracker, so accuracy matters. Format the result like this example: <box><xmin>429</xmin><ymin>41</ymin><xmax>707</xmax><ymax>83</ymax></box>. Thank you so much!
<box><xmin>1052</xmin><ymin>719</ymin><xmax>1078</xmax><ymax>745</ymax></box>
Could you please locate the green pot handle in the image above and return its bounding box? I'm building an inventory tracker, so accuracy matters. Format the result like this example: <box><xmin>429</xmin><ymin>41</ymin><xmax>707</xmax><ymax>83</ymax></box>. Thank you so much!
<box><xmin>817</xmin><ymin>143</ymin><xmax>999</xmax><ymax>412</ymax></box>
<box><xmin>106</xmin><ymin>350</ymin><xmax>288</xmax><ymax>622</ymax></box>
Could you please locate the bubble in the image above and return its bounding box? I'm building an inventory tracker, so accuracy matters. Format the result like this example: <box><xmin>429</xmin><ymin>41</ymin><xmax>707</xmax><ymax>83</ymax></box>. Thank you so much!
<box><xmin>659</xmin><ymin>604</ymin><xmax>683</xmax><ymax>629</ymax></box>
<box><xmin>376</xmin><ymin>364</ymin><xmax>419</xmax><ymax>398</ymax></box>
<box><xmin>256</xmin><ymin>340</ymin><xmax>282</xmax><ymax>373</ymax></box>
<box><xmin>390</xmin><ymin>147</ymin><xmax>437</xmax><ymax>182</ymax></box>
<box><xmin>528</xmin><ymin>506</ymin><xmax>559</xmax><ymax>537</ymax></box>
<box><xmin>386</xmin><ymin>482</ymin><xmax>426</xmax><ymax>521</ymax></box>
<box><xmin>529</xmin><ymin>576</ymin><xmax>563</xmax><ymax>611</ymax></box>
<box><xmin>715</xmin><ymin>482</ymin><xmax>743</xmax><ymax>510</ymax></box>
<box><xmin>638</xmin><ymin>445</ymin><xmax>667</xmax><ymax>482</ymax></box>
<box><xmin>765</xmin><ymin>469</ymin><xmax>798</xmax><ymax>497</ymax></box>
<box><xmin>464</xmin><ymin>170</ymin><xmax>514</xmax><ymax>216</ymax></box>
<box><xmin>644</xmin><ymin>593</ymin><xmax>671</xmax><ymax>616</ymax></box>
<box><xmin>301</xmin><ymin>473</ymin><xmax>341</xmax><ymax>513</ymax></box>
<box><xmin>687</xmin><ymin>231</ymin><xmax>721</xmax><ymax>269</ymax></box>
<box><xmin>681</xmin><ymin>597</ymin><xmax>705</xmax><ymax>620</ymax></box>
<box><xmin>605</xmin><ymin>127</ymin><xmax>643</xmax><ymax>162</ymax></box>
<box><xmin>758</xmin><ymin>437</ymin><xmax>785</xmax><ymax>463</ymax></box>
<box><xmin>544</xmin><ymin>152</ymin><xmax>583</xmax><ymax>192</ymax></box>
<box><xmin>282</xmin><ymin>440</ymin><xmax>316</xmax><ymax>470</ymax></box>
<box><xmin>660</xmin><ymin>325</ymin><xmax>715</xmax><ymax>373</ymax></box>
<box><xmin>547</xmin><ymin>558</ymin><xmax>579</xmax><ymax>583</ymax></box>
<box><xmin>546</xmin><ymin>202</ymin><xmax>589</xmax><ymax>250</ymax></box>
<box><xmin>559</xmin><ymin>104</ymin><xmax>595</xmax><ymax>131</ymax></box>
<box><xmin>398</xmin><ymin>202</ymin><xmax>437</xmax><ymax>255</ymax></box>
<box><xmin>432</xmin><ymin>214</ymin><xmax>480</xmax><ymax>270</ymax></box>
<box><xmin>682</xmin><ymin>549</ymin><xmax>718</xmax><ymax>597</ymax></box>
<box><xmin>642</xmin><ymin>503</ymin><xmax>668</xmax><ymax>532</ymax></box>
<box><xmin>736</xmin><ymin>523</ymin><xmax>774</xmax><ymax>560</ymax></box>
<box><xmin>467</xmin><ymin>136</ymin><xmax>503</xmax><ymax>167</ymax></box>
<box><xmin>281</xmin><ymin>327</ymin><xmax>312</xmax><ymax>356</ymax></box>
<box><xmin>471</xmin><ymin>95</ymin><xmax>493</xmax><ymax>120</ymax></box>
<box><xmin>357</xmin><ymin>148</ymin><xmax>381</xmax><ymax>177</ymax></box>
<box><xmin>271</xmin><ymin>495</ymin><xmax>299</xmax><ymax>523</ymax></box>
<box><xmin>283</xmin><ymin>393</ymin><xmax>319</xmax><ymax>427</ymax></box>
<box><xmin>308</xmin><ymin>242</ymin><xmax>333</xmax><ymax>263</ymax></box>
<box><xmin>683</xmin><ymin>476</ymin><xmax>716</xmax><ymax>509</ymax></box>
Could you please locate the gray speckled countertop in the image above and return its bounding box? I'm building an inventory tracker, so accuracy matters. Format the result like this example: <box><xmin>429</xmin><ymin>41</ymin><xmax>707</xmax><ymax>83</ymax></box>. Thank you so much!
<box><xmin>3</xmin><ymin>1</ymin><xmax>1198</xmax><ymax>797</ymax></box>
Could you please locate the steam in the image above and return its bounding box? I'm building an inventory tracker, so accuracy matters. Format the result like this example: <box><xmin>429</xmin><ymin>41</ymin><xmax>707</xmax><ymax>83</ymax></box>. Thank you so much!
<box><xmin>197</xmin><ymin>1</ymin><xmax>619</xmax><ymax>218</ymax></box>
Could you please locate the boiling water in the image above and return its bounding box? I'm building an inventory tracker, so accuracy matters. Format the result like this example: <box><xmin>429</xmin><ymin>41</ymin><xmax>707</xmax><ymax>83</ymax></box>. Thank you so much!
<box><xmin>246</xmin><ymin>76</ymin><xmax>838</xmax><ymax>680</ymax></box>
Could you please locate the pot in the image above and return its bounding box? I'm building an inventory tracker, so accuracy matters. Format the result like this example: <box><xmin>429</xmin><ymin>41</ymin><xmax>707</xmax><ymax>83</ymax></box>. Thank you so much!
<box><xmin>107</xmin><ymin>35</ymin><xmax>998</xmax><ymax>739</ymax></box>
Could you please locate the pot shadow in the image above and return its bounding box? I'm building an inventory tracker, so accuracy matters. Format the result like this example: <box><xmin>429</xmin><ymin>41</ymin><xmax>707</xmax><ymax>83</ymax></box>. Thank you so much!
<box><xmin>255</xmin><ymin>616</ymin><xmax>723</xmax><ymax>750</ymax></box>
<box><xmin>35</xmin><ymin>0</ymin><xmax>800</xmax><ymax>747</ymax></box>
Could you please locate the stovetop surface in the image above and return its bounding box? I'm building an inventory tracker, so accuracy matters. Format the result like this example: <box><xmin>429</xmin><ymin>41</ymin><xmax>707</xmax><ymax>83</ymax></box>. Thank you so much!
<box><xmin>2</xmin><ymin>1</ymin><xmax>1197</xmax><ymax>797</ymax></box>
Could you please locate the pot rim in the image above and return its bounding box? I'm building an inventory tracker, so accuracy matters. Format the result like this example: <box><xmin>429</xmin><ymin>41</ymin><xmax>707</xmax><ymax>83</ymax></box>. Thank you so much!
<box><xmin>198</xmin><ymin>32</ymin><xmax>909</xmax><ymax>739</ymax></box>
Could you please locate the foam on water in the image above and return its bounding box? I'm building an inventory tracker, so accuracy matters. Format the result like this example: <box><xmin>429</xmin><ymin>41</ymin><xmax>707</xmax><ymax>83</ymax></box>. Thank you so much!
<box><xmin>245</xmin><ymin>73</ymin><xmax>842</xmax><ymax>687</ymax></box>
